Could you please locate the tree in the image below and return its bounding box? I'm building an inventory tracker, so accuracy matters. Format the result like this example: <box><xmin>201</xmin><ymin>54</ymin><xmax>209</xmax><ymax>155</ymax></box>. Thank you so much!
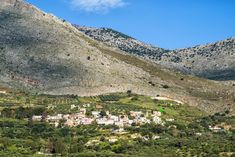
<box><xmin>162</xmin><ymin>85</ymin><xmax>169</xmax><ymax>89</ymax></box>
<box><xmin>33</xmin><ymin>107</ymin><xmax>46</xmax><ymax>115</ymax></box>
<box><xmin>112</xmin><ymin>144</ymin><xmax>124</xmax><ymax>153</ymax></box>
<box><xmin>1</xmin><ymin>108</ymin><xmax>15</xmax><ymax>118</ymax></box>
<box><xmin>100</xmin><ymin>111</ymin><xmax>107</xmax><ymax>117</ymax></box>
<box><xmin>54</xmin><ymin>139</ymin><xmax>67</xmax><ymax>155</ymax></box>
<box><xmin>59</xmin><ymin>127</ymin><xmax>71</xmax><ymax>136</ymax></box>
<box><xmin>100</xmin><ymin>136</ymin><xmax>106</xmax><ymax>142</ymax></box>
<box><xmin>15</xmin><ymin>107</ymin><xmax>24</xmax><ymax>119</ymax></box>
<box><xmin>69</xmin><ymin>138</ymin><xmax>84</xmax><ymax>153</ymax></box>
<box><xmin>127</xmin><ymin>90</ymin><xmax>132</xmax><ymax>97</ymax></box>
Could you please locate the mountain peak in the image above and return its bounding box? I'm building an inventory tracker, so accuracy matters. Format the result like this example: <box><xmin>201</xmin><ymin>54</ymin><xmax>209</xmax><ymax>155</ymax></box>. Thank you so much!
<box><xmin>1</xmin><ymin>0</ymin><xmax>50</xmax><ymax>19</ymax></box>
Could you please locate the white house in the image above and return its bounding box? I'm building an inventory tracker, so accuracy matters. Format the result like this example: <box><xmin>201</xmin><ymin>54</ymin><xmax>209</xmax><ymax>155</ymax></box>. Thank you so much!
<box><xmin>96</xmin><ymin>118</ymin><xmax>114</xmax><ymax>125</ymax></box>
<box><xmin>128</xmin><ymin>120</ymin><xmax>134</xmax><ymax>125</ymax></box>
<box><xmin>153</xmin><ymin>116</ymin><xmax>162</xmax><ymax>124</ymax></box>
<box><xmin>196</xmin><ymin>132</ymin><xmax>202</xmax><ymax>136</ymax></box>
<box><xmin>109</xmin><ymin>115</ymin><xmax>119</xmax><ymax>122</ymax></box>
<box><xmin>109</xmin><ymin>138</ymin><xmax>118</xmax><ymax>144</ymax></box>
<box><xmin>139</xmin><ymin>117</ymin><xmax>150</xmax><ymax>124</ymax></box>
<box><xmin>32</xmin><ymin>115</ymin><xmax>42</xmax><ymax>121</ymax></box>
<box><xmin>80</xmin><ymin>108</ymin><xmax>86</xmax><ymax>114</ymax></box>
<box><xmin>81</xmin><ymin>118</ymin><xmax>93</xmax><ymax>125</ymax></box>
<box><xmin>92</xmin><ymin>111</ymin><xmax>100</xmax><ymax>118</ymax></box>
<box><xmin>153</xmin><ymin>111</ymin><xmax>161</xmax><ymax>117</ymax></box>
<box><xmin>63</xmin><ymin>114</ymin><xmax>70</xmax><ymax>119</ymax></box>
<box><xmin>130</xmin><ymin>111</ymin><xmax>142</xmax><ymax>117</ymax></box>
<box><xmin>115</xmin><ymin>121</ymin><xmax>124</xmax><ymax>127</ymax></box>
<box><xmin>71</xmin><ymin>113</ymin><xmax>85</xmax><ymax>119</ymax></box>
<box><xmin>46</xmin><ymin>114</ymin><xmax>63</xmax><ymax>122</ymax></box>
<box><xmin>70</xmin><ymin>104</ymin><xmax>76</xmax><ymax>110</ymax></box>
<box><xmin>166</xmin><ymin>118</ymin><xmax>174</xmax><ymax>122</ymax></box>
<box><xmin>103</xmin><ymin>120</ymin><xmax>114</xmax><ymax>125</ymax></box>
<box><xmin>83</xmin><ymin>103</ymin><xmax>91</xmax><ymax>108</ymax></box>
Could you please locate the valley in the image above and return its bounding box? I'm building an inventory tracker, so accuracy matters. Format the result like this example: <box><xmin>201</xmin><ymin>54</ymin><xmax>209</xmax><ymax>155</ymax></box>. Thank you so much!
<box><xmin>0</xmin><ymin>90</ymin><xmax>234</xmax><ymax>156</ymax></box>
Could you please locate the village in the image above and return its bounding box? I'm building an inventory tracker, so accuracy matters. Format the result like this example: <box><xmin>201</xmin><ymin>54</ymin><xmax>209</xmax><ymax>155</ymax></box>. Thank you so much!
<box><xmin>32</xmin><ymin>103</ymin><xmax>166</xmax><ymax>129</ymax></box>
<box><xmin>1</xmin><ymin>90</ymin><xmax>234</xmax><ymax>156</ymax></box>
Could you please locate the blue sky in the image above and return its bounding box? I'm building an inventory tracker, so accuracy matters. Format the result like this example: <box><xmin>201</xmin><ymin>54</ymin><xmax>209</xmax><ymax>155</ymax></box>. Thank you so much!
<box><xmin>27</xmin><ymin>0</ymin><xmax>235</xmax><ymax>50</ymax></box>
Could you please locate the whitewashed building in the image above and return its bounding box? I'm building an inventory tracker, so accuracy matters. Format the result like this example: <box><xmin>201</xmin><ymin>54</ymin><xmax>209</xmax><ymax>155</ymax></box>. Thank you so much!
<box><xmin>32</xmin><ymin>115</ymin><xmax>42</xmax><ymax>121</ymax></box>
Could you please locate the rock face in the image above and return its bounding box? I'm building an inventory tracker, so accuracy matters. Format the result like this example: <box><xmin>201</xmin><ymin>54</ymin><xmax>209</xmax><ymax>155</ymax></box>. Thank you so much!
<box><xmin>159</xmin><ymin>38</ymin><xmax>235</xmax><ymax>80</ymax></box>
<box><xmin>76</xmin><ymin>26</ymin><xmax>235</xmax><ymax>81</ymax></box>
<box><xmin>0</xmin><ymin>0</ymin><xmax>234</xmax><ymax>114</ymax></box>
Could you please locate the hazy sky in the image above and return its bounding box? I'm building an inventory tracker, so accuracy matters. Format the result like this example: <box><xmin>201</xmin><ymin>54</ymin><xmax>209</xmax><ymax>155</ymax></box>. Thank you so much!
<box><xmin>27</xmin><ymin>0</ymin><xmax>235</xmax><ymax>50</ymax></box>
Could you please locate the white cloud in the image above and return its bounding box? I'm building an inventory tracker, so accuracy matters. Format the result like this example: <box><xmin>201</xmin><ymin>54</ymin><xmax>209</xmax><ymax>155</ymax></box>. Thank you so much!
<box><xmin>70</xmin><ymin>0</ymin><xmax>126</xmax><ymax>13</ymax></box>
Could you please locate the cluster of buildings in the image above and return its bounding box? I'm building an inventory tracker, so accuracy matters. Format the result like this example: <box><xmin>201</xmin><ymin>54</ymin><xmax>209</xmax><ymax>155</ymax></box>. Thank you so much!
<box><xmin>95</xmin><ymin>110</ymin><xmax>163</xmax><ymax>127</ymax></box>
<box><xmin>32</xmin><ymin>104</ymin><xmax>165</xmax><ymax>128</ymax></box>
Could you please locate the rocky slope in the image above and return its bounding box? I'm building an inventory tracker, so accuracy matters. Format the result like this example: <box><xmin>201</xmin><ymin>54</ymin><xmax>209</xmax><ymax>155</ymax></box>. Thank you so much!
<box><xmin>76</xmin><ymin>26</ymin><xmax>168</xmax><ymax>60</ymax></box>
<box><xmin>0</xmin><ymin>0</ymin><xmax>234</xmax><ymax>114</ymax></box>
<box><xmin>76</xmin><ymin>26</ymin><xmax>235</xmax><ymax>81</ymax></box>
<box><xmin>159</xmin><ymin>38</ymin><xmax>235</xmax><ymax>80</ymax></box>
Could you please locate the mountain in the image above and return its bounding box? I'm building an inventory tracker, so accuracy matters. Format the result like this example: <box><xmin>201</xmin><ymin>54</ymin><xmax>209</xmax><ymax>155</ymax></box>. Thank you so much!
<box><xmin>158</xmin><ymin>38</ymin><xmax>235</xmax><ymax>80</ymax></box>
<box><xmin>76</xmin><ymin>26</ymin><xmax>169</xmax><ymax>60</ymax></box>
<box><xmin>76</xmin><ymin>26</ymin><xmax>235</xmax><ymax>81</ymax></box>
<box><xmin>0</xmin><ymin>0</ymin><xmax>234</xmax><ymax>114</ymax></box>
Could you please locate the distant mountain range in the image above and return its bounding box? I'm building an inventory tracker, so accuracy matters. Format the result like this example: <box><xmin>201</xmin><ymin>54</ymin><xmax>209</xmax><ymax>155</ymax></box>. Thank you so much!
<box><xmin>0</xmin><ymin>0</ymin><xmax>234</xmax><ymax>114</ymax></box>
<box><xmin>76</xmin><ymin>26</ymin><xmax>235</xmax><ymax>81</ymax></box>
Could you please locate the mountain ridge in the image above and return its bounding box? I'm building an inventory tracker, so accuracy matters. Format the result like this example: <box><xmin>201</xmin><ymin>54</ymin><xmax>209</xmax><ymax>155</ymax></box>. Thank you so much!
<box><xmin>76</xmin><ymin>26</ymin><xmax>169</xmax><ymax>61</ymax></box>
<box><xmin>76</xmin><ymin>26</ymin><xmax>235</xmax><ymax>81</ymax></box>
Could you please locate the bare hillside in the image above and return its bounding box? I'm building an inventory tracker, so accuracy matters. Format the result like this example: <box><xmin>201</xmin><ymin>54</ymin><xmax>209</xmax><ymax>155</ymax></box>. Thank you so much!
<box><xmin>159</xmin><ymin>38</ymin><xmax>235</xmax><ymax>80</ymax></box>
<box><xmin>0</xmin><ymin>0</ymin><xmax>234</xmax><ymax>114</ymax></box>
